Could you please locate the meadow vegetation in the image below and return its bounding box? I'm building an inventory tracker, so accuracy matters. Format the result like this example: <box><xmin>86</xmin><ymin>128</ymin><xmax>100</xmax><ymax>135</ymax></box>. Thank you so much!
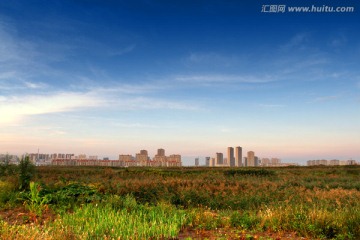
<box><xmin>0</xmin><ymin>162</ymin><xmax>359</xmax><ymax>239</ymax></box>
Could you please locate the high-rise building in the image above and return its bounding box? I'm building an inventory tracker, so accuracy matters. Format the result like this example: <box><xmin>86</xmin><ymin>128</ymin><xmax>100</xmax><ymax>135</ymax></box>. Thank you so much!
<box><xmin>244</xmin><ymin>157</ymin><xmax>247</xmax><ymax>167</ymax></box>
<box><xmin>195</xmin><ymin>158</ymin><xmax>199</xmax><ymax>166</ymax></box>
<box><xmin>211</xmin><ymin>158</ymin><xmax>215</xmax><ymax>167</ymax></box>
<box><xmin>261</xmin><ymin>158</ymin><xmax>269</xmax><ymax>166</ymax></box>
<box><xmin>255</xmin><ymin>156</ymin><xmax>259</xmax><ymax>167</ymax></box>
<box><xmin>235</xmin><ymin>146</ymin><xmax>242</xmax><ymax>167</ymax></box>
<box><xmin>136</xmin><ymin>150</ymin><xmax>149</xmax><ymax>166</ymax></box>
<box><xmin>307</xmin><ymin>160</ymin><xmax>315</xmax><ymax>166</ymax></box>
<box><xmin>140</xmin><ymin>150</ymin><xmax>148</xmax><ymax>155</ymax></box>
<box><xmin>167</xmin><ymin>154</ymin><xmax>182</xmax><ymax>167</ymax></box>
<box><xmin>205</xmin><ymin>157</ymin><xmax>210</xmax><ymax>166</ymax></box>
<box><xmin>247</xmin><ymin>151</ymin><xmax>255</xmax><ymax>167</ymax></box>
<box><xmin>228</xmin><ymin>147</ymin><xmax>235</xmax><ymax>167</ymax></box>
<box><xmin>271</xmin><ymin>158</ymin><xmax>280</xmax><ymax>166</ymax></box>
<box><xmin>319</xmin><ymin>159</ymin><xmax>328</xmax><ymax>165</ymax></box>
<box><xmin>154</xmin><ymin>148</ymin><xmax>166</xmax><ymax>166</ymax></box>
<box><xmin>157</xmin><ymin>148</ymin><xmax>165</xmax><ymax>156</ymax></box>
<box><xmin>216</xmin><ymin>152</ymin><xmax>223</xmax><ymax>166</ymax></box>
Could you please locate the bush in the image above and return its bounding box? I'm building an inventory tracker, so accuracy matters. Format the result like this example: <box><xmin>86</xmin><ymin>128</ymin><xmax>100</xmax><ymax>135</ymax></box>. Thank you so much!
<box><xmin>18</xmin><ymin>157</ymin><xmax>35</xmax><ymax>190</ymax></box>
<box><xmin>0</xmin><ymin>181</ymin><xmax>18</xmax><ymax>208</ymax></box>
<box><xmin>0</xmin><ymin>162</ymin><xmax>17</xmax><ymax>177</ymax></box>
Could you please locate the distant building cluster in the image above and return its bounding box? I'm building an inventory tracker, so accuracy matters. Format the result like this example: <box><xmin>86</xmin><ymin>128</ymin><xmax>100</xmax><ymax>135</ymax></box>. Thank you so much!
<box><xmin>204</xmin><ymin>147</ymin><xmax>260</xmax><ymax>167</ymax></box>
<box><xmin>2</xmin><ymin>149</ymin><xmax>357</xmax><ymax>168</ymax></box>
<box><xmin>0</xmin><ymin>154</ymin><xmax>20</xmax><ymax>165</ymax></box>
<box><xmin>21</xmin><ymin>148</ymin><xmax>182</xmax><ymax>167</ymax></box>
<box><xmin>201</xmin><ymin>146</ymin><xmax>297</xmax><ymax>167</ymax></box>
<box><xmin>260</xmin><ymin>157</ymin><xmax>281</xmax><ymax>167</ymax></box>
<box><xmin>260</xmin><ymin>158</ymin><xmax>298</xmax><ymax>167</ymax></box>
<box><xmin>307</xmin><ymin>159</ymin><xmax>358</xmax><ymax>166</ymax></box>
<box><xmin>118</xmin><ymin>149</ymin><xmax>181</xmax><ymax>167</ymax></box>
<box><xmin>205</xmin><ymin>146</ymin><xmax>245</xmax><ymax>167</ymax></box>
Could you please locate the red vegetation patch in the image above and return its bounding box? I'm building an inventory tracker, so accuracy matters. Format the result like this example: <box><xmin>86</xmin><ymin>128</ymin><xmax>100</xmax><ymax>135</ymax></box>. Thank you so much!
<box><xmin>178</xmin><ymin>228</ymin><xmax>309</xmax><ymax>239</ymax></box>
<box><xmin>0</xmin><ymin>207</ymin><xmax>57</xmax><ymax>225</ymax></box>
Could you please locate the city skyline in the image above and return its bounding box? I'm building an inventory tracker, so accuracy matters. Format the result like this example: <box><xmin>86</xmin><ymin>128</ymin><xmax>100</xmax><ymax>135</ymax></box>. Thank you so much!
<box><xmin>1</xmin><ymin>1</ymin><xmax>359</xmax><ymax>166</ymax></box>
<box><xmin>3</xmin><ymin>148</ymin><xmax>357</xmax><ymax>167</ymax></box>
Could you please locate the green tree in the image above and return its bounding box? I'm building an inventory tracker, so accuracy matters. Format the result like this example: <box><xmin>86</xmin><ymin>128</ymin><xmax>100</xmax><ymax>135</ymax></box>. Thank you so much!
<box><xmin>18</xmin><ymin>156</ymin><xmax>35</xmax><ymax>190</ymax></box>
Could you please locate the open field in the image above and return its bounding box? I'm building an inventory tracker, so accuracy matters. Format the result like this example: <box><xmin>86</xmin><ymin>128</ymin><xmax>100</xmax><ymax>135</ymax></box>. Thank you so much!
<box><xmin>1</xmin><ymin>163</ymin><xmax>359</xmax><ymax>239</ymax></box>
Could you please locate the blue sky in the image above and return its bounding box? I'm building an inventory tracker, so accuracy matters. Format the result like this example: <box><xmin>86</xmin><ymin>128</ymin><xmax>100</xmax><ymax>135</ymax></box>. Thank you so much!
<box><xmin>1</xmin><ymin>1</ymin><xmax>359</xmax><ymax>165</ymax></box>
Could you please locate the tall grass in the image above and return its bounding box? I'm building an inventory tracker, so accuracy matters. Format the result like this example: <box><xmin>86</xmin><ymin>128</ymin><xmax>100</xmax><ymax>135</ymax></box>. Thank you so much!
<box><xmin>56</xmin><ymin>195</ymin><xmax>189</xmax><ymax>239</ymax></box>
<box><xmin>1</xmin><ymin>195</ymin><xmax>190</xmax><ymax>240</ymax></box>
<box><xmin>1</xmin><ymin>166</ymin><xmax>359</xmax><ymax>239</ymax></box>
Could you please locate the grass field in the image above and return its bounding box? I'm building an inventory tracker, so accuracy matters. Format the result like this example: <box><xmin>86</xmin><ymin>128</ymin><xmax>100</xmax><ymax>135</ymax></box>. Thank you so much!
<box><xmin>1</xmin><ymin>163</ymin><xmax>359</xmax><ymax>239</ymax></box>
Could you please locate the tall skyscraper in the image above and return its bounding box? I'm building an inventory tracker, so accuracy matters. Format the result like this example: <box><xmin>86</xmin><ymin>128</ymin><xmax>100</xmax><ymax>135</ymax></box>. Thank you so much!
<box><xmin>216</xmin><ymin>152</ymin><xmax>223</xmax><ymax>166</ymax></box>
<box><xmin>235</xmin><ymin>146</ymin><xmax>242</xmax><ymax>167</ymax></box>
<box><xmin>157</xmin><ymin>148</ymin><xmax>165</xmax><ymax>156</ymax></box>
<box><xmin>228</xmin><ymin>147</ymin><xmax>235</xmax><ymax>167</ymax></box>
<box><xmin>140</xmin><ymin>150</ymin><xmax>148</xmax><ymax>155</ymax></box>
<box><xmin>247</xmin><ymin>151</ymin><xmax>255</xmax><ymax>167</ymax></box>
<box><xmin>195</xmin><ymin>157</ymin><xmax>199</xmax><ymax>166</ymax></box>
<box><xmin>137</xmin><ymin>150</ymin><xmax>149</xmax><ymax>166</ymax></box>
<box><xmin>255</xmin><ymin>156</ymin><xmax>259</xmax><ymax>167</ymax></box>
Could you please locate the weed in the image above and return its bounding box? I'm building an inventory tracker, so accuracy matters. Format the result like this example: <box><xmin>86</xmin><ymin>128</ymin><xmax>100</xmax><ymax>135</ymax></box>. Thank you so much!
<box><xmin>23</xmin><ymin>182</ymin><xmax>51</xmax><ymax>217</ymax></box>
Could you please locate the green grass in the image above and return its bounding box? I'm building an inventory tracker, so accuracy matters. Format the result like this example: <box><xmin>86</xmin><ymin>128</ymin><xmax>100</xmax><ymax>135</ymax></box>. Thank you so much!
<box><xmin>56</xmin><ymin>195</ymin><xmax>189</xmax><ymax>239</ymax></box>
<box><xmin>0</xmin><ymin>165</ymin><xmax>359</xmax><ymax>239</ymax></box>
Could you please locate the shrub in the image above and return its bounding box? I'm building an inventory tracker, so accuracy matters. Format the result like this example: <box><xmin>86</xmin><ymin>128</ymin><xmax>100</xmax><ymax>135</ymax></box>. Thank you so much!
<box><xmin>0</xmin><ymin>181</ymin><xmax>17</xmax><ymax>208</ymax></box>
<box><xmin>18</xmin><ymin>157</ymin><xmax>35</xmax><ymax>190</ymax></box>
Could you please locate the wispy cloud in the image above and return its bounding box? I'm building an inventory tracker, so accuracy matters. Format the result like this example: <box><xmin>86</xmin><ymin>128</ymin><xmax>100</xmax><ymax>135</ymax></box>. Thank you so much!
<box><xmin>0</xmin><ymin>84</ymin><xmax>200</xmax><ymax>127</ymax></box>
<box><xmin>0</xmin><ymin>21</ymin><xmax>25</xmax><ymax>64</ymax></box>
<box><xmin>175</xmin><ymin>74</ymin><xmax>276</xmax><ymax>85</ymax></box>
<box><xmin>0</xmin><ymin>17</ymin><xmax>55</xmax><ymax>91</ymax></box>
<box><xmin>312</xmin><ymin>95</ymin><xmax>341</xmax><ymax>103</ymax></box>
<box><xmin>0</xmin><ymin>92</ymin><xmax>105</xmax><ymax>126</ymax></box>
<box><xmin>112</xmin><ymin>96</ymin><xmax>199</xmax><ymax>111</ymax></box>
<box><xmin>185</xmin><ymin>52</ymin><xmax>239</xmax><ymax>67</ymax></box>
<box><xmin>114</xmin><ymin>123</ymin><xmax>163</xmax><ymax>129</ymax></box>
<box><xmin>258</xmin><ymin>104</ymin><xmax>285</xmax><ymax>108</ymax></box>
<box><xmin>0</xmin><ymin>80</ymin><xmax>48</xmax><ymax>91</ymax></box>
<box><xmin>109</xmin><ymin>44</ymin><xmax>136</xmax><ymax>56</ymax></box>
<box><xmin>23</xmin><ymin>81</ymin><xmax>48</xmax><ymax>89</ymax></box>
<box><xmin>86</xmin><ymin>82</ymin><xmax>166</xmax><ymax>94</ymax></box>
<box><xmin>328</xmin><ymin>34</ymin><xmax>347</xmax><ymax>48</ymax></box>
<box><xmin>280</xmin><ymin>33</ymin><xmax>310</xmax><ymax>51</ymax></box>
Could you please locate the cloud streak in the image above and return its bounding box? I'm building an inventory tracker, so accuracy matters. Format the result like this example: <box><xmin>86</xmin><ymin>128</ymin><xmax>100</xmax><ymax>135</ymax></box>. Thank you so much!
<box><xmin>312</xmin><ymin>95</ymin><xmax>341</xmax><ymax>103</ymax></box>
<box><xmin>0</xmin><ymin>85</ymin><xmax>200</xmax><ymax>127</ymax></box>
<box><xmin>0</xmin><ymin>92</ymin><xmax>105</xmax><ymax>126</ymax></box>
<box><xmin>174</xmin><ymin>74</ymin><xmax>276</xmax><ymax>85</ymax></box>
<box><xmin>258</xmin><ymin>104</ymin><xmax>285</xmax><ymax>108</ymax></box>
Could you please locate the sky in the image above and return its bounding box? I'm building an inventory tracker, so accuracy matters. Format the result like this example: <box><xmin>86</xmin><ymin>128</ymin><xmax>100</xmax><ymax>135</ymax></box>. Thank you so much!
<box><xmin>0</xmin><ymin>0</ymin><xmax>359</xmax><ymax>165</ymax></box>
